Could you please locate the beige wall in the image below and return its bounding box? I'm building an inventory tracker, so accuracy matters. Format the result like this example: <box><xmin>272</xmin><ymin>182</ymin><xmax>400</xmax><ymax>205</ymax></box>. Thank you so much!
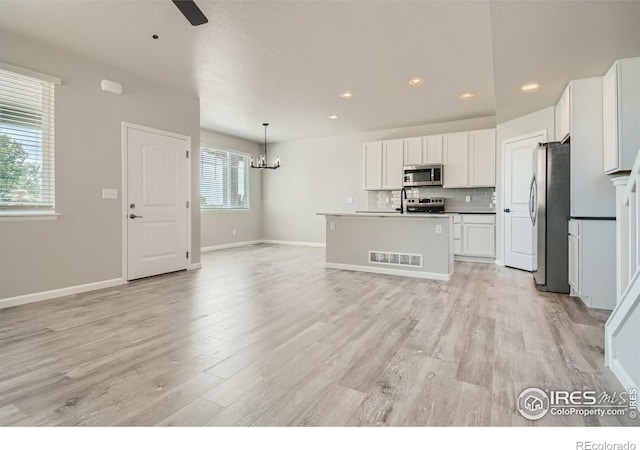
<box><xmin>0</xmin><ymin>30</ymin><xmax>200</xmax><ymax>299</ymax></box>
<box><xmin>200</xmin><ymin>128</ymin><xmax>263</xmax><ymax>248</ymax></box>
<box><xmin>495</xmin><ymin>106</ymin><xmax>555</xmax><ymax>262</ymax></box>
<box><xmin>262</xmin><ymin>116</ymin><xmax>497</xmax><ymax>244</ymax></box>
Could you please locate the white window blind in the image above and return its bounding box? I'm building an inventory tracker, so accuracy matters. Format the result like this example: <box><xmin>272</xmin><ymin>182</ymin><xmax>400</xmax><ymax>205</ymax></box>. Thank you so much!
<box><xmin>0</xmin><ymin>67</ymin><xmax>55</xmax><ymax>211</ymax></box>
<box><xmin>200</xmin><ymin>146</ymin><xmax>249</xmax><ymax>209</ymax></box>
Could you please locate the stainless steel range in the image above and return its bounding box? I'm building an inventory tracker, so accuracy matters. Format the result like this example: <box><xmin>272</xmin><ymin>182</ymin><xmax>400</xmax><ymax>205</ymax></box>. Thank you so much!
<box><xmin>406</xmin><ymin>197</ymin><xmax>445</xmax><ymax>214</ymax></box>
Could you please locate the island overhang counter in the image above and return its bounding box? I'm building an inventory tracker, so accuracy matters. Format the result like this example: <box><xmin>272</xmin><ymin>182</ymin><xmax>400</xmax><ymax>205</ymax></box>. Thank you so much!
<box><xmin>317</xmin><ymin>213</ymin><xmax>454</xmax><ymax>281</ymax></box>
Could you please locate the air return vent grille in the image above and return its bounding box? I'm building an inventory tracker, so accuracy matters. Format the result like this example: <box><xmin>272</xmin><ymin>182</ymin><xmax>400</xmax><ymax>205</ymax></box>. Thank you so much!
<box><xmin>369</xmin><ymin>251</ymin><xmax>422</xmax><ymax>268</ymax></box>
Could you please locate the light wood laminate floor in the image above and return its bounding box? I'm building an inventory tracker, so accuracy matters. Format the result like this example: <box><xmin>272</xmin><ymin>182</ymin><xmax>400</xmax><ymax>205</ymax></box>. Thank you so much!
<box><xmin>0</xmin><ymin>244</ymin><xmax>634</xmax><ymax>426</ymax></box>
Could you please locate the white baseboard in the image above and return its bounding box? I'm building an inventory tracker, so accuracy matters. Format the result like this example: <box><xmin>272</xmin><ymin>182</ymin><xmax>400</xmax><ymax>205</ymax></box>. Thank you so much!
<box><xmin>202</xmin><ymin>240</ymin><xmax>325</xmax><ymax>252</ymax></box>
<box><xmin>262</xmin><ymin>240</ymin><xmax>326</xmax><ymax>248</ymax></box>
<box><xmin>0</xmin><ymin>278</ymin><xmax>126</xmax><ymax>310</ymax></box>
<box><xmin>454</xmin><ymin>255</ymin><xmax>496</xmax><ymax>264</ymax></box>
<box><xmin>611</xmin><ymin>359</ymin><xmax>636</xmax><ymax>392</ymax></box>
<box><xmin>325</xmin><ymin>262</ymin><xmax>450</xmax><ymax>281</ymax></box>
<box><xmin>606</xmin><ymin>268</ymin><xmax>640</xmax><ymax>368</ymax></box>
<box><xmin>201</xmin><ymin>240</ymin><xmax>263</xmax><ymax>252</ymax></box>
<box><xmin>187</xmin><ymin>263</ymin><xmax>202</xmax><ymax>270</ymax></box>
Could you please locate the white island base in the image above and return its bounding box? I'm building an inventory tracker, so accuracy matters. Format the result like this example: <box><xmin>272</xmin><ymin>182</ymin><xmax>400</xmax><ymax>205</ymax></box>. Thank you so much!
<box><xmin>318</xmin><ymin>213</ymin><xmax>454</xmax><ymax>281</ymax></box>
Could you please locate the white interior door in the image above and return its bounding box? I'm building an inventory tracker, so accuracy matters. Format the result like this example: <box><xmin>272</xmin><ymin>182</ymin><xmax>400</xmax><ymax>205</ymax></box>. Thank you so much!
<box><xmin>504</xmin><ymin>133</ymin><xmax>543</xmax><ymax>271</ymax></box>
<box><xmin>126</xmin><ymin>126</ymin><xmax>189</xmax><ymax>280</ymax></box>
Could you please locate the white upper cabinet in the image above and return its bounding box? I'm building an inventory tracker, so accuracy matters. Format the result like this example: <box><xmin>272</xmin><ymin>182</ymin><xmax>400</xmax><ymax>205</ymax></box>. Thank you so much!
<box><xmin>443</xmin><ymin>132</ymin><xmax>469</xmax><ymax>188</ymax></box>
<box><xmin>363</xmin><ymin>141</ymin><xmax>383</xmax><ymax>190</ymax></box>
<box><xmin>468</xmin><ymin>129</ymin><xmax>496</xmax><ymax>187</ymax></box>
<box><xmin>569</xmin><ymin>77</ymin><xmax>615</xmax><ymax>218</ymax></box>
<box><xmin>403</xmin><ymin>135</ymin><xmax>443</xmax><ymax>166</ymax></box>
<box><xmin>403</xmin><ymin>137</ymin><xmax>423</xmax><ymax>165</ymax></box>
<box><xmin>382</xmin><ymin>139</ymin><xmax>404</xmax><ymax>190</ymax></box>
<box><xmin>365</xmin><ymin>129</ymin><xmax>494</xmax><ymax>191</ymax></box>
<box><xmin>603</xmin><ymin>57</ymin><xmax>640</xmax><ymax>174</ymax></box>
<box><xmin>364</xmin><ymin>139</ymin><xmax>403</xmax><ymax>191</ymax></box>
<box><xmin>555</xmin><ymin>84</ymin><xmax>571</xmax><ymax>141</ymax></box>
<box><xmin>443</xmin><ymin>130</ymin><xmax>496</xmax><ymax>188</ymax></box>
<box><xmin>423</xmin><ymin>135</ymin><xmax>443</xmax><ymax>164</ymax></box>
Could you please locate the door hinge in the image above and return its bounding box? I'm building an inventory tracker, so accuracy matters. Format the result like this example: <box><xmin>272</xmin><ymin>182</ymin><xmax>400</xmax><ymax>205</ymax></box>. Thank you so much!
<box><xmin>186</xmin><ymin>200</ymin><xmax>190</xmax><ymax>208</ymax></box>
<box><xmin>186</xmin><ymin>150</ymin><xmax>189</xmax><ymax>158</ymax></box>
<box><xmin>186</xmin><ymin>251</ymin><xmax>189</xmax><ymax>259</ymax></box>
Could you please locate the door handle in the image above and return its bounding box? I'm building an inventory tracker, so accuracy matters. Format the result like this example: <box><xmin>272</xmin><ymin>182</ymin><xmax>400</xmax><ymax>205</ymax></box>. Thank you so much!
<box><xmin>504</xmin><ymin>208</ymin><xmax>511</xmax><ymax>213</ymax></box>
<box><xmin>529</xmin><ymin>175</ymin><xmax>537</xmax><ymax>226</ymax></box>
<box><xmin>129</xmin><ymin>214</ymin><xmax>143</xmax><ymax>219</ymax></box>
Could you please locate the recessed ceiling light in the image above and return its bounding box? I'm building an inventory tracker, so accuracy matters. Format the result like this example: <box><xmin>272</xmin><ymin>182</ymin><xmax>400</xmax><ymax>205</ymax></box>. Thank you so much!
<box><xmin>340</xmin><ymin>91</ymin><xmax>353</xmax><ymax>99</ymax></box>
<box><xmin>460</xmin><ymin>92</ymin><xmax>474</xmax><ymax>100</ymax></box>
<box><xmin>409</xmin><ymin>78</ymin><xmax>424</xmax><ymax>86</ymax></box>
<box><xmin>521</xmin><ymin>82</ymin><xmax>540</xmax><ymax>92</ymax></box>
<box><xmin>329</xmin><ymin>115</ymin><xmax>339</xmax><ymax>120</ymax></box>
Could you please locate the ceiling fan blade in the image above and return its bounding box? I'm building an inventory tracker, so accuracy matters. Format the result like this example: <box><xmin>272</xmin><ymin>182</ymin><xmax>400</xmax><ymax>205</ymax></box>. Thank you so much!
<box><xmin>172</xmin><ymin>0</ymin><xmax>208</xmax><ymax>26</ymax></box>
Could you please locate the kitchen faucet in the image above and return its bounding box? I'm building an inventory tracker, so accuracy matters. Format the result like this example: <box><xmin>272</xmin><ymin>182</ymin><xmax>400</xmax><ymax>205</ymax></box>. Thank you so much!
<box><xmin>396</xmin><ymin>188</ymin><xmax>408</xmax><ymax>214</ymax></box>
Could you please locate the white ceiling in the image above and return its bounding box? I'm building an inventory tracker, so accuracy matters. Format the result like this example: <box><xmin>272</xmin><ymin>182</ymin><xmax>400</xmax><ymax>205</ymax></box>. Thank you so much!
<box><xmin>1</xmin><ymin>1</ymin><xmax>639</xmax><ymax>142</ymax></box>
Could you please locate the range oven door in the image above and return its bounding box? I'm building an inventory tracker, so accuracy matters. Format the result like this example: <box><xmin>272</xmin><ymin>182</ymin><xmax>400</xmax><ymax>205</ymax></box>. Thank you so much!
<box><xmin>403</xmin><ymin>165</ymin><xmax>442</xmax><ymax>187</ymax></box>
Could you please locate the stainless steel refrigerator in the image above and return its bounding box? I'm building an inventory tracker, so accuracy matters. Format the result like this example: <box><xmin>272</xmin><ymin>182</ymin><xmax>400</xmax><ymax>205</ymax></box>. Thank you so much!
<box><xmin>530</xmin><ymin>142</ymin><xmax>570</xmax><ymax>293</ymax></box>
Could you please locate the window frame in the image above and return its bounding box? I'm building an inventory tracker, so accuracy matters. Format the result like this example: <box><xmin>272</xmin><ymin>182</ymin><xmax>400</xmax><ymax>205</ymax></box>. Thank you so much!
<box><xmin>0</xmin><ymin>62</ymin><xmax>59</xmax><ymax>219</ymax></box>
<box><xmin>199</xmin><ymin>144</ymin><xmax>251</xmax><ymax>212</ymax></box>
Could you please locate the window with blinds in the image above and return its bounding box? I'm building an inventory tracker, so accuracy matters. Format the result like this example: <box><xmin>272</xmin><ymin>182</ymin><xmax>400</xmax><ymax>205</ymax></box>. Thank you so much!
<box><xmin>0</xmin><ymin>67</ymin><xmax>55</xmax><ymax>211</ymax></box>
<box><xmin>200</xmin><ymin>146</ymin><xmax>249</xmax><ymax>210</ymax></box>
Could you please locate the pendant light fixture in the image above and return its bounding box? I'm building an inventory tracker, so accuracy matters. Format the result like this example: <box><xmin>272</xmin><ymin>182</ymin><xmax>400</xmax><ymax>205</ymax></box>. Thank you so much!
<box><xmin>250</xmin><ymin>123</ymin><xmax>280</xmax><ymax>170</ymax></box>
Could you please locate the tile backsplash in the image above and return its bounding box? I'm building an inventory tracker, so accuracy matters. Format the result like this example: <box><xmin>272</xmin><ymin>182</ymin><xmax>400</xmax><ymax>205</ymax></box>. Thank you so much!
<box><xmin>369</xmin><ymin>187</ymin><xmax>496</xmax><ymax>212</ymax></box>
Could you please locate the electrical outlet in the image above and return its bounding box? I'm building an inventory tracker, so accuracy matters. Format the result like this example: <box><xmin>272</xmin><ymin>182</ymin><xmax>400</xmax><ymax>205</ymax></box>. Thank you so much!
<box><xmin>385</xmin><ymin>197</ymin><xmax>390</xmax><ymax>203</ymax></box>
<box><xmin>466</xmin><ymin>195</ymin><xmax>471</xmax><ymax>203</ymax></box>
<box><xmin>345</xmin><ymin>197</ymin><xmax>353</xmax><ymax>204</ymax></box>
<box><xmin>102</xmin><ymin>188</ymin><xmax>117</xmax><ymax>199</ymax></box>
<box><xmin>435</xmin><ymin>224</ymin><xmax>443</xmax><ymax>234</ymax></box>
<box><xmin>329</xmin><ymin>221</ymin><xmax>336</xmax><ymax>231</ymax></box>
<box><xmin>232</xmin><ymin>229</ymin><xmax>236</xmax><ymax>235</ymax></box>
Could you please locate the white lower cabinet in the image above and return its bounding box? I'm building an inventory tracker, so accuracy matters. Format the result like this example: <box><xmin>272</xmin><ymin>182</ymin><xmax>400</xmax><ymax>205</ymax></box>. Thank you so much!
<box><xmin>603</xmin><ymin>57</ymin><xmax>640</xmax><ymax>173</ymax></box>
<box><xmin>568</xmin><ymin>219</ymin><xmax>616</xmax><ymax>310</ymax></box>
<box><xmin>568</xmin><ymin>234</ymin><xmax>580</xmax><ymax>292</ymax></box>
<box><xmin>453</xmin><ymin>214</ymin><xmax>495</xmax><ymax>258</ymax></box>
<box><xmin>463</xmin><ymin>223</ymin><xmax>496</xmax><ymax>257</ymax></box>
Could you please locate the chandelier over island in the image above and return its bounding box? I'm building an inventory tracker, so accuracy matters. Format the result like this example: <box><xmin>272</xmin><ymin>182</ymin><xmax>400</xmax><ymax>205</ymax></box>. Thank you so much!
<box><xmin>250</xmin><ymin>123</ymin><xmax>280</xmax><ymax>170</ymax></box>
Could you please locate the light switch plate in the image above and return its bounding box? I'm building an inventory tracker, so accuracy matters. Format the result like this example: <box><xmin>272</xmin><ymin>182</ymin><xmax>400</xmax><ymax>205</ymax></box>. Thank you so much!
<box><xmin>465</xmin><ymin>195</ymin><xmax>471</xmax><ymax>203</ymax></box>
<box><xmin>102</xmin><ymin>188</ymin><xmax>118</xmax><ymax>199</ymax></box>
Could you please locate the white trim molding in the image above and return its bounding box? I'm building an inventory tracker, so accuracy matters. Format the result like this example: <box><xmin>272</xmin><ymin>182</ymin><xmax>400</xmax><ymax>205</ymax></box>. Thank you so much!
<box><xmin>201</xmin><ymin>240</ymin><xmax>325</xmax><ymax>253</ymax></box>
<box><xmin>604</xmin><ymin>169</ymin><xmax>639</xmax><ymax>400</ymax></box>
<box><xmin>187</xmin><ymin>263</ymin><xmax>202</xmax><ymax>271</ymax></box>
<box><xmin>325</xmin><ymin>262</ymin><xmax>450</xmax><ymax>281</ymax></box>
<box><xmin>261</xmin><ymin>240</ymin><xmax>326</xmax><ymax>248</ymax></box>
<box><xmin>0</xmin><ymin>212</ymin><xmax>60</xmax><ymax>222</ymax></box>
<box><xmin>201</xmin><ymin>240</ymin><xmax>262</xmax><ymax>252</ymax></box>
<box><xmin>0</xmin><ymin>61</ymin><xmax>62</xmax><ymax>85</ymax></box>
<box><xmin>0</xmin><ymin>278</ymin><xmax>126</xmax><ymax>310</ymax></box>
<box><xmin>454</xmin><ymin>255</ymin><xmax>496</xmax><ymax>264</ymax></box>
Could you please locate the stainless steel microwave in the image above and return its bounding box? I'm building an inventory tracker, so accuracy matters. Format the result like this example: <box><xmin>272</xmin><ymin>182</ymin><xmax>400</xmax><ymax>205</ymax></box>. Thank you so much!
<box><xmin>403</xmin><ymin>164</ymin><xmax>443</xmax><ymax>187</ymax></box>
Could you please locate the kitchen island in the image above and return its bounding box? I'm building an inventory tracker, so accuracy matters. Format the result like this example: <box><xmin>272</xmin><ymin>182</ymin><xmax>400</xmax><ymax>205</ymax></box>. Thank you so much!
<box><xmin>317</xmin><ymin>213</ymin><xmax>454</xmax><ymax>280</ymax></box>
